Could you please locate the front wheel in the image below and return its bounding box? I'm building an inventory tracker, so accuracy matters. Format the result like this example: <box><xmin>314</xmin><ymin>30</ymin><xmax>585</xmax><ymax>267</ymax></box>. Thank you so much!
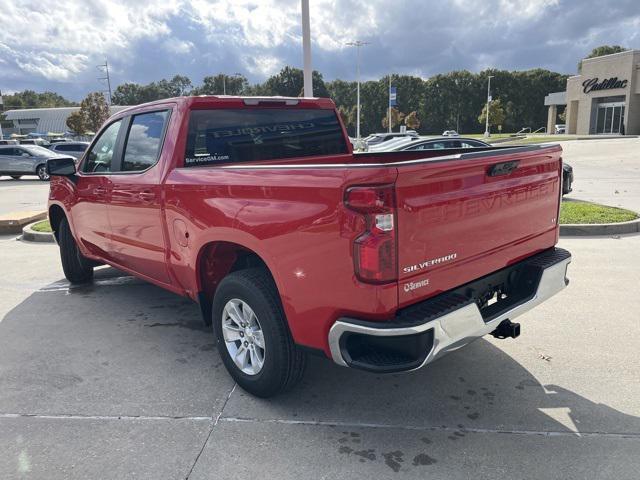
<box><xmin>58</xmin><ymin>217</ymin><xmax>94</xmax><ymax>284</ymax></box>
<box><xmin>36</xmin><ymin>164</ymin><xmax>50</xmax><ymax>181</ymax></box>
<box><xmin>212</xmin><ymin>269</ymin><xmax>306</xmax><ymax>397</ymax></box>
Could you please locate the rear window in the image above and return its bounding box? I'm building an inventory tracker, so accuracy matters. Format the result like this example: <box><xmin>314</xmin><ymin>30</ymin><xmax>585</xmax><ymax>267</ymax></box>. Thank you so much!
<box><xmin>184</xmin><ymin>108</ymin><xmax>348</xmax><ymax>166</ymax></box>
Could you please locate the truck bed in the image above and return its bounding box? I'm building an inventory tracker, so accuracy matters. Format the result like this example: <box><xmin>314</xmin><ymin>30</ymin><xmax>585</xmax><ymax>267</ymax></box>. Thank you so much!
<box><xmin>221</xmin><ymin>143</ymin><xmax>563</xmax><ymax>306</ymax></box>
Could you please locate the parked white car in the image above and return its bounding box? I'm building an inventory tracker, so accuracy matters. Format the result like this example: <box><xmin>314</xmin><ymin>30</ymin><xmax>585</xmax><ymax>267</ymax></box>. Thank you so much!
<box><xmin>364</xmin><ymin>131</ymin><xmax>419</xmax><ymax>147</ymax></box>
<box><xmin>554</xmin><ymin>124</ymin><xmax>566</xmax><ymax>134</ymax></box>
<box><xmin>366</xmin><ymin>136</ymin><xmax>419</xmax><ymax>152</ymax></box>
<box><xmin>442</xmin><ymin>130</ymin><xmax>459</xmax><ymax>136</ymax></box>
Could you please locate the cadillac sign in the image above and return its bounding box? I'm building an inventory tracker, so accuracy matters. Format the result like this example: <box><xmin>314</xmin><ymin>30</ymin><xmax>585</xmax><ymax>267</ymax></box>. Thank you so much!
<box><xmin>582</xmin><ymin>77</ymin><xmax>628</xmax><ymax>94</ymax></box>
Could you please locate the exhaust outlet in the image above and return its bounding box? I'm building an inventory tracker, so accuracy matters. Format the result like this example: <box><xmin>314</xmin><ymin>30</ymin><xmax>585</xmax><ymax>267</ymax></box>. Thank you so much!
<box><xmin>491</xmin><ymin>319</ymin><xmax>520</xmax><ymax>339</ymax></box>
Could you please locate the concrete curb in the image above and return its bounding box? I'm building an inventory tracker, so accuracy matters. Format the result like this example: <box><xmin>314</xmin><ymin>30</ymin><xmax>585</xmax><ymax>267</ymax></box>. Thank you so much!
<box><xmin>560</xmin><ymin>217</ymin><xmax>640</xmax><ymax>236</ymax></box>
<box><xmin>0</xmin><ymin>211</ymin><xmax>47</xmax><ymax>234</ymax></box>
<box><xmin>22</xmin><ymin>221</ymin><xmax>55</xmax><ymax>243</ymax></box>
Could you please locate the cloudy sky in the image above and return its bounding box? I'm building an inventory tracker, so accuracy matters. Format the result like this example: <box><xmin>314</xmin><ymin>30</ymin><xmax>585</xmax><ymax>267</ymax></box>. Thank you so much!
<box><xmin>0</xmin><ymin>0</ymin><xmax>638</xmax><ymax>100</ymax></box>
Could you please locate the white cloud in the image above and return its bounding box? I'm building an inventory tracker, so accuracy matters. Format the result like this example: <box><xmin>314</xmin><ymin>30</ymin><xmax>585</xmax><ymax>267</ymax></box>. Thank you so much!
<box><xmin>20</xmin><ymin>52</ymin><xmax>89</xmax><ymax>81</ymax></box>
<box><xmin>0</xmin><ymin>0</ymin><xmax>639</xmax><ymax>98</ymax></box>
<box><xmin>0</xmin><ymin>0</ymin><xmax>182</xmax><ymax>81</ymax></box>
<box><xmin>163</xmin><ymin>38</ymin><xmax>195</xmax><ymax>54</ymax></box>
<box><xmin>242</xmin><ymin>54</ymin><xmax>282</xmax><ymax>76</ymax></box>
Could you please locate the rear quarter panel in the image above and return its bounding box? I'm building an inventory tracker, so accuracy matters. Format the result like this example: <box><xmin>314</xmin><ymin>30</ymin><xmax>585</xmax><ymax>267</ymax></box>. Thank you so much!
<box><xmin>163</xmin><ymin>164</ymin><xmax>399</xmax><ymax>352</ymax></box>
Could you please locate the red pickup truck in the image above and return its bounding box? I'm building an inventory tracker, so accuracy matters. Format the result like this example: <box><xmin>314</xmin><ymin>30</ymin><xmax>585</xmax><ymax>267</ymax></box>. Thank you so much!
<box><xmin>46</xmin><ymin>96</ymin><xmax>571</xmax><ymax>397</ymax></box>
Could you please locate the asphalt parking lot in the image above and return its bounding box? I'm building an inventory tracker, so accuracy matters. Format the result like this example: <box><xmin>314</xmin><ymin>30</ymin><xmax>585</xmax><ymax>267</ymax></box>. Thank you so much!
<box><xmin>1</xmin><ymin>234</ymin><xmax>639</xmax><ymax>479</ymax></box>
<box><xmin>0</xmin><ymin>178</ymin><xmax>49</xmax><ymax>216</ymax></box>
<box><xmin>1</xmin><ymin>138</ymin><xmax>639</xmax><ymax>479</ymax></box>
<box><xmin>559</xmin><ymin>137</ymin><xmax>640</xmax><ymax>211</ymax></box>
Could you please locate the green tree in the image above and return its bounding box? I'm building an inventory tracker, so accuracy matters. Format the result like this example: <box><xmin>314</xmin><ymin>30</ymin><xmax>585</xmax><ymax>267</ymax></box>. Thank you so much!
<box><xmin>192</xmin><ymin>74</ymin><xmax>248</xmax><ymax>95</ymax></box>
<box><xmin>65</xmin><ymin>111</ymin><xmax>87</xmax><ymax>135</ymax></box>
<box><xmin>112</xmin><ymin>75</ymin><xmax>194</xmax><ymax>105</ymax></box>
<box><xmin>478</xmin><ymin>98</ymin><xmax>506</xmax><ymax>130</ymax></box>
<box><xmin>326</xmin><ymin>79</ymin><xmax>356</xmax><ymax>110</ymax></box>
<box><xmin>112</xmin><ymin>83</ymin><xmax>147</xmax><ymax>105</ymax></box>
<box><xmin>404</xmin><ymin>111</ymin><xmax>420</xmax><ymax>130</ymax></box>
<box><xmin>579</xmin><ymin>45</ymin><xmax>628</xmax><ymax>71</ymax></box>
<box><xmin>260</xmin><ymin>67</ymin><xmax>329</xmax><ymax>97</ymax></box>
<box><xmin>160</xmin><ymin>75</ymin><xmax>193</xmax><ymax>96</ymax></box>
<box><xmin>79</xmin><ymin>92</ymin><xmax>110</xmax><ymax>132</ymax></box>
<box><xmin>2</xmin><ymin>90</ymin><xmax>76</xmax><ymax>109</ymax></box>
<box><xmin>381</xmin><ymin>107</ymin><xmax>405</xmax><ymax>130</ymax></box>
<box><xmin>337</xmin><ymin>105</ymin><xmax>356</xmax><ymax>133</ymax></box>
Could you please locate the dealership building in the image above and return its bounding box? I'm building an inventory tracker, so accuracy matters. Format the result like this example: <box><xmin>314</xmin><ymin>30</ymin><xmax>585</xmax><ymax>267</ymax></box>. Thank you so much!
<box><xmin>1</xmin><ymin>106</ymin><xmax>127</xmax><ymax>137</ymax></box>
<box><xmin>545</xmin><ymin>49</ymin><xmax>640</xmax><ymax>135</ymax></box>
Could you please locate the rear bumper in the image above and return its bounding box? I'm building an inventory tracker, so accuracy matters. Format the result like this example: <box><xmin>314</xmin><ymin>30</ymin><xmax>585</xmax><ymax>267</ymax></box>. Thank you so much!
<box><xmin>328</xmin><ymin>247</ymin><xmax>571</xmax><ymax>373</ymax></box>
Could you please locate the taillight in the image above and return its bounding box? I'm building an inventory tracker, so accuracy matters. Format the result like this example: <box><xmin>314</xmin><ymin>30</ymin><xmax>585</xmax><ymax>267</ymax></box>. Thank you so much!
<box><xmin>345</xmin><ymin>185</ymin><xmax>397</xmax><ymax>284</ymax></box>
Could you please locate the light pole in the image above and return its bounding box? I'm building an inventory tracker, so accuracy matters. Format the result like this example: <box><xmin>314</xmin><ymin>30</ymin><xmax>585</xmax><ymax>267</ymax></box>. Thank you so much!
<box><xmin>454</xmin><ymin>78</ymin><xmax>460</xmax><ymax>133</ymax></box>
<box><xmin>346</xmin><ymin>40</ymin><xmax>369</xmax><ymax>142</ymax></box>
<box><xmin>301</xmin><ymin>0</ymin><xmax>313</xmax><ymax>97</ymax></box>
<box><xmin>484</xmin><ymin>75</ymin><xmax>494</xmax><ymax>138</ymax></box>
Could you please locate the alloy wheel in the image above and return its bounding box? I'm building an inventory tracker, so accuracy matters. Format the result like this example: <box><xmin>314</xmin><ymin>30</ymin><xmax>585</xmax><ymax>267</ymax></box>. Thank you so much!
<box><xmin>37</xmin><ymin>165</ymin><xmax>50</xmax><ymax>181</ymax></box>
<box><xmin>221</xmin><ymin>298</ymin><xmax>265</xmax><ymax>375</ymax></box>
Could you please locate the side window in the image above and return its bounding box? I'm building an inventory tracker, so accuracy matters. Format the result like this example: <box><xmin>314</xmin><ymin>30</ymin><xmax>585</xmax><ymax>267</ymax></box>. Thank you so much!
<box><xmin>84</xmin><ymin>120</ymin><xmax>122</xmax><ymax>173</ymax></box>
<box><xmin>418</xmin><ymin>142</ymin><xmax>442</xmax><ymax>150</ymax></box>
<box><xmin>460</xmin><ymin>140</ymin><xmax>483</xmax><ymax>148</ymax></box>
<box><xmin>121</xmin><ymin>111</ymin><xmax>169</xmax><ymax>172</ymax></box>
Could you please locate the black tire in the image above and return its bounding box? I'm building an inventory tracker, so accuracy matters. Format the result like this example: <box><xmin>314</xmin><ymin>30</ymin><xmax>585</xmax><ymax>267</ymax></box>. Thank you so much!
<box><xmin>36</xmin><ymin>164</ymin><xmax>49</xmax><ymax>181</ymax></box>
<box><xmin>58</xmin><ymin>217</ymin><xmax>94</xmax><ymax>284</ymax></box>
<box><xmin>11</xmin><ymin>175</ymin><xmax>22</xmax><ymax>180</ymax></box>
<box><xmin>212</xmin><ymin>268</ymin><xmax>306</xmax><ymax>397</ymax></box>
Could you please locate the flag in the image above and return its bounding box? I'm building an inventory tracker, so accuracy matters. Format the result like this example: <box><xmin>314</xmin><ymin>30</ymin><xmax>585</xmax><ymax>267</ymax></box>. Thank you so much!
<box><xmin>389</xmin><ymin>86</ymin><xmax>397</xmax><ymax>107</ymax></box>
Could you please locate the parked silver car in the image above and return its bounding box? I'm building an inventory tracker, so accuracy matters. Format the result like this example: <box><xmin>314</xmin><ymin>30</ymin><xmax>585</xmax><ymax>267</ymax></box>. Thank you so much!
<box><xmin>0</xmin><ymin>145</ymin><xmax>74</xmax><ymax>181</ymax></box>
<box><xmin>48</xmin><ymin>141</ymin><xmax>90</xmax><ymax>160</ymax></box>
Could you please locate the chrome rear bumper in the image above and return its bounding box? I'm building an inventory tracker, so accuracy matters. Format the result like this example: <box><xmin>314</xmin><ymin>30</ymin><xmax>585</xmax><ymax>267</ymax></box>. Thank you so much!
<box><xmin>328</xmin><ymin>248</ymin><xmax>571</xmax><ymax>372</ymax></box>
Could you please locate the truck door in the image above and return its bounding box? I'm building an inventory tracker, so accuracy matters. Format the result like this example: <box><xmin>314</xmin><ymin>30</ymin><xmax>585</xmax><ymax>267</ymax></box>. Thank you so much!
<box><xmin>107</xmin><ymin>109</ymin><xmax>172</xmax><ymax>285</ymax></box>
<box><xmin>72</xmin><ymin>119</ymin><xmax>123</xmax><ymax>260</ymax></box>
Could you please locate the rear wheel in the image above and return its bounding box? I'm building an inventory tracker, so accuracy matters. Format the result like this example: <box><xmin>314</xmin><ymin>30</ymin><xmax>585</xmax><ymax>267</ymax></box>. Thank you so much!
<box><xmin>212</xmin><ymin>268</ymin><xmax>306</xmax><ymax>397</ymax></box>
<box><xmin>58</xmin><ymin>217</ymin><xmax>94</xmax><ymax>284</ymax></box>
<box><xmin>10</xmin><ymin>175</ymin><xmax>22</xmax><ymax>180</ymax></box>
<box><xmin>36</xmin><ymin>164</ymin><xmax>49</xmax><ymax>181</ymax></box>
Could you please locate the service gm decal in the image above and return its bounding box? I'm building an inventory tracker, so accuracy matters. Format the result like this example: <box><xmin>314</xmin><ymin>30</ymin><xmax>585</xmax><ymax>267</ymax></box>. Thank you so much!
<box><xmin>404</xmin><ymin>278</ymin><xmax>430</xmax><ymax>293</ymax></box>
<box><xmin>403</xmin><ymin>253</ymin><xmax>457</xmax><ymax>274</ymax></box>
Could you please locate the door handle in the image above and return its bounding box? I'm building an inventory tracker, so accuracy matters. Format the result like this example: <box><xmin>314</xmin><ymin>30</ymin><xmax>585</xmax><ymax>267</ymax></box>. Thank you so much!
<box><xmin>487</xmin><ymin>160</ymin><xmax>520</xmax><ymax>177</ymax></box>
<box><xmin>138</xmin><ymin>191</ymin><xmax>156</xmax><ymax>202</ymax></box>
<box><xmin>93</xmin><ymin>186</ymin><xmax>107</xmax><ymax>195</ymax></box>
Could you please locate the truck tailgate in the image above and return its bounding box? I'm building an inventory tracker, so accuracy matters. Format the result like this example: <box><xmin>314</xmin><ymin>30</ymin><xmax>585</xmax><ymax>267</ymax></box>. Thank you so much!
<box><xmin>395</xmin><ymin>145</ymin><xmax>562</xmax><ymax>307</ymax></box>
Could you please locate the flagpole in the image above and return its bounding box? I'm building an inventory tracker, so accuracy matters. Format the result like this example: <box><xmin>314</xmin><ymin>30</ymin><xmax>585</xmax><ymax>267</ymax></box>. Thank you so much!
<box><xmin>388</xmin><ymin>75</ymin><xmax>391</xmax><ymax>133</ymax></box>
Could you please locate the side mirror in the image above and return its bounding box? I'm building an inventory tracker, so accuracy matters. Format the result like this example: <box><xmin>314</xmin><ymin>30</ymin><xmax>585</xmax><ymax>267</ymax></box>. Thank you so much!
<box><xmin>47</xmin><ymin>157</ymin><xmax>76</xmax><ymax>176</ymax></box>
<box><xmin>22</xmin><ymin>152</ymin><xmax>30</xmax><ymax>157</ymax></box>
